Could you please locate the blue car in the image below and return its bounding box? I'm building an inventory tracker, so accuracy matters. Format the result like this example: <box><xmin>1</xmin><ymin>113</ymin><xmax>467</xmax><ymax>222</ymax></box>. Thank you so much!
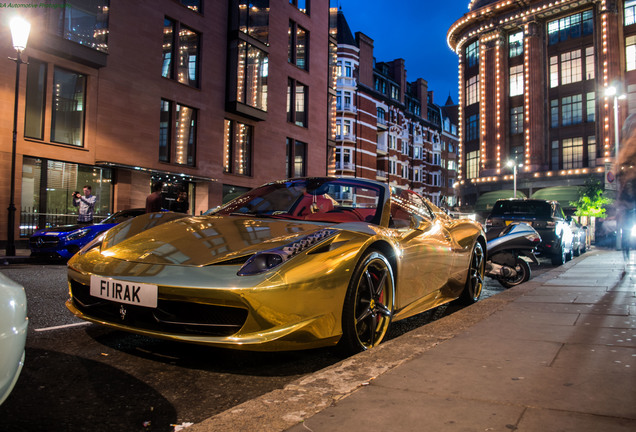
<box><xmin>29</xmin><ymin>208</ymin><xmax>145</xmax><ymax>261</ymax></box>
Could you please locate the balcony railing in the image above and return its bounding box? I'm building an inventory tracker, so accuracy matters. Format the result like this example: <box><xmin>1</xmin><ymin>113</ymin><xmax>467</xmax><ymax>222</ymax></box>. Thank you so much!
<box><xmin>336</xmin><ymin>133</ymin><xmax>357</xmax><ymax>142</ymax></box>
<box><xmin>20</xmin><ymin>208</ymin><xmax>108</xmax><ymax>237</ymax></box>
<box><xmin>337</xmin><ymin>77</ymin><xmax>357</xmax><ymax>88</ymax></box>
<box><xmin>335</xmin><ymin>161</ymin><xmax>355</xmax><ymax>171</ymax></box>
<box><xmin>337</xmin><ymin>103</ymin><xmax>357</xmax><ymax>114</ymax></box>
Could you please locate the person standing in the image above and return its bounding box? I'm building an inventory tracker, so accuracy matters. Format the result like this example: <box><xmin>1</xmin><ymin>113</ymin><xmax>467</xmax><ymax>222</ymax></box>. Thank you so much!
<box><xmin>146</xmin><ymin>181</ymin><xmax>164</xmax><ymax>213</ymax></box>
<box><xmin>170</xmin><ymin>190</ymin><xmax>189</xmax><ymax>213</ymax></box>
<box><xmin>73</xmin><ymin>185</ymin><xmax>97</xmax><ymax>224</ymax></box>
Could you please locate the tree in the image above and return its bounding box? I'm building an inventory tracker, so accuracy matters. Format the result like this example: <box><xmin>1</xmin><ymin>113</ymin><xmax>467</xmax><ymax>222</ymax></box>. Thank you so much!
<box><xmin>569</xmin><ymin>177</ymin><xmax>612</xmax><ymax>218</ymax></box>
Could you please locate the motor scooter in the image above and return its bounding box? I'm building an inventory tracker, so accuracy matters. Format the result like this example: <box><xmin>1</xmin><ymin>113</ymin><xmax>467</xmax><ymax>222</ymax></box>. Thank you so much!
<box><xmin>486</xmin><ymin>222</ymin><xmax>541</xmax><ymax>288</ymax></box>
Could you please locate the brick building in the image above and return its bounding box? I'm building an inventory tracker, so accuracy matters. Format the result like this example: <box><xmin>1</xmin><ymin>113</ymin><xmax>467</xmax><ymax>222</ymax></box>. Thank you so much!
<box><xmin>333</xmin><ymin>11</ymin><xmax>459</xmax><ymax>207</ymax></box>
<box><xmin>448</xmin><ymin>0</ymin><xmax>635</xmax><ymax>212</ymax></box>
<box><xmin>0</xmin><ymin>0</ymin><xmax>336</xmax><ymax>245</ymax></box>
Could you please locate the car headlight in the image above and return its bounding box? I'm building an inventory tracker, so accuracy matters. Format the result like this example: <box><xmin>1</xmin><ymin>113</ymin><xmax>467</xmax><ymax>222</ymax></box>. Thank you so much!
<box><xmin>238</xmin><ymin>229</ymin><xmax>338</xmax><ymax>276</ymax></box>
<box><xmin>77</xmin><ymin>233</ymin><xmax>106</xmax><ymax>256</ymax></box>
<box><xmin>631</xmin><ymin>225</ymin><xmax>636</xmax><ymax>237</ymax></box>
<box><xmin>65</xmin><ymin>228</ymin><xmax>91</xmax><ymax>241</ymax></box>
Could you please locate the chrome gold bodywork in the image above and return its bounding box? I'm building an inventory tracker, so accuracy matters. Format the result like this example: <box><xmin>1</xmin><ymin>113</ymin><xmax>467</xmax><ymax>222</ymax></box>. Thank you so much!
<box><xmin>67</xmin><ymin>178</ymin><xmax>485</xmax><ymax>351</ymax></box>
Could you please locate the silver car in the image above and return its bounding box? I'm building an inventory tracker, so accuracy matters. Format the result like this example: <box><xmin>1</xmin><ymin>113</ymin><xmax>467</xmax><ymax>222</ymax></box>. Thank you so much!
<box><xmin>0</xmin><ymin>272</ymin><xmax>28</xmax><ymax>405</ymax></box>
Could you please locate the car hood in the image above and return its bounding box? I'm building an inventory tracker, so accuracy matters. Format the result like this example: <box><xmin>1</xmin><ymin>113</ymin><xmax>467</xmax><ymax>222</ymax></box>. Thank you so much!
<box><xmin>100</xmin><ymin>216</ymin><xmax>339</xmax><ymax>266</ymax></box>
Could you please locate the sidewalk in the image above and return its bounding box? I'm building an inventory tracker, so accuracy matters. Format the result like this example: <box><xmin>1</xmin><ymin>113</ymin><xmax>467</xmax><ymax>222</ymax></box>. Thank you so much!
<box><xmin>0</xmin><ymin>246</ymin><xmax>32</xmax><ymax>265</ymax></box>
<box><xmin>189</xmin><ymin>249</ymin><xmax>636</xmax><ymax>432</ymax></box>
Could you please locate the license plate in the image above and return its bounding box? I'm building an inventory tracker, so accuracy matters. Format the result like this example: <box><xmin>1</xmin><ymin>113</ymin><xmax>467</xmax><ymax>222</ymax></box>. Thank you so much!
<box><xmin>90</xmin><ymin>275</ymin><xmax>158</xmax><ymax>308</ymax></box>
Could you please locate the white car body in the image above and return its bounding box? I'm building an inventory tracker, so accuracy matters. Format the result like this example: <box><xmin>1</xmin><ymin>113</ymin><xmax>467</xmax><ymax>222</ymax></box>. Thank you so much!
<box><xmin>0</xmin><ymin>272</ymin><xmax>28</xmax><ymax>405</ymax></box>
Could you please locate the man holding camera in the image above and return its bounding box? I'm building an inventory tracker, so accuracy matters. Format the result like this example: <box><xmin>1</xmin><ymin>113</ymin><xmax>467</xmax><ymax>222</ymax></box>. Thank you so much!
<box><xmin>73</xmin><ymin>185</ymin><xmax>97</xmax><ymax>224</ymax></box>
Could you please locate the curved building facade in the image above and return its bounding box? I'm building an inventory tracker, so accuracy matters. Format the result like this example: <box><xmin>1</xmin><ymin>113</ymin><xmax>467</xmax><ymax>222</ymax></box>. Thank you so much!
<box><xmin>448</xmin><ymin>0</ymin><xmax>634</xmax><ymax>211</ymax></box>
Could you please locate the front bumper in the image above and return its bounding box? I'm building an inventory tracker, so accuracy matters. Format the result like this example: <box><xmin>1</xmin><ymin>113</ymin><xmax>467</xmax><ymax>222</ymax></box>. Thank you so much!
<box><xmin>66</xmin><ymin>252</ymin><xmax>353</xmax><ymax>351</ymax></box>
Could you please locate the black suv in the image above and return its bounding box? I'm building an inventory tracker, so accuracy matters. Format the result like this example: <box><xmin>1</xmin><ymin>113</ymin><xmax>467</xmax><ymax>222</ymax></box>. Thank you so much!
<box><xmin>485</xmin><ymin>199</ymin><xmax>574</xmax><ymax>265</ymax></box>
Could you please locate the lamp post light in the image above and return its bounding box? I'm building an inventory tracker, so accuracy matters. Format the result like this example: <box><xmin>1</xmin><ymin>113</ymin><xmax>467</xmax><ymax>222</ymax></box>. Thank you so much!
<box><xmin>507</xmin><ymin>160</ymin><xmax>523</xmax><ymax>198</ymax></box>
<box><xmin>6</xmin><ymin>17</ymin><xmax>30</xmax><ymax>257</ymax></box>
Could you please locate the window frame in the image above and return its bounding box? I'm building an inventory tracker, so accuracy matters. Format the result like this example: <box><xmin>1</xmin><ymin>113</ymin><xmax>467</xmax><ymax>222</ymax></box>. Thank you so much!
<box><xmin>288</xmin><ymin>78</ymin><xmax>308</xmax><ymax>127</ymax></box>
<box><xmin>288</xmin><ymin>20</ymin><xmax>309</xmax><ymax>71</ymax></box>
<box><xmin>223</xmin><ymin>119</ymin><xmax>253</xmax><ymax>176</ymax></box>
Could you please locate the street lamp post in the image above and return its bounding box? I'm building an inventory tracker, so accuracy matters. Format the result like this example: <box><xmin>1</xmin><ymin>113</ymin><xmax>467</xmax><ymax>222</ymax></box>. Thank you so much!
<box><xmin>507</xmin><ymin>160</ymin><xmax>523</xmax><ymax>198</ymax></box>
<box><xmin>605</xmin><ymin>85</ymin><xmax>627</xmax><ymax>250</ymax></box>
<box><xmin>5</xmin><ymin>17</ymin><xmax>30</xmax><ymax>257</ymax></box>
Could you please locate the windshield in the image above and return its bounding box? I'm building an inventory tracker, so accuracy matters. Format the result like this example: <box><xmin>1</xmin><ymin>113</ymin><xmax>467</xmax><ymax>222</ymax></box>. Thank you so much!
<box><xmin>100</xmin><ymin>209</ymin><xmax>144</xmax><ymax>224</ymax></box>
<box><xmin>490</xmin><ymin>200</ymin><xmax>552</xmax><ymax>219</ymax></box>
<box><xmin>212</xmin><ymin>178</ymin><xmax>384</xmax><ymax>224</ymax></box>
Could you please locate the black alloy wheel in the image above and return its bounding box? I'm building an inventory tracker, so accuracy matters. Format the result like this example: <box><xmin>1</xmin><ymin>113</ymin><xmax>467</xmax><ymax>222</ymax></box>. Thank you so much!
<box><xmin>458</xmin><ymin>241</ymin><xmax>485</xmax><ymax>305</ymax></box>
<box><xmin>339</xmin><ymin>250</ymin><xmax>394</xmax><ymax>355</ymax></box>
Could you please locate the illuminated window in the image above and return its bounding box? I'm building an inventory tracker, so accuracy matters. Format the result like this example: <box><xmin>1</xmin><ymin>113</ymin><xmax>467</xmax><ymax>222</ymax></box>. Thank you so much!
<box><xmin>562</xmin><ymin>137</ymin><xmax>583</xmax><ymax>169</ymax></box>
<box><xmin>174</xmin><ymin>104</ymin><xmax>196</xmax><ymax>166</ymax></box>
<box><xmin>560</xmin><ymin>50</ymin><xmax>582</xmax><ymax>85</ymax></box>
<box><xmin>509</xmin><ymin>31</ymin><xmax>523</xmax><ymax>57</ymax></box>
<box><xmin>585</xmin><ymin>46</ymin><xmax>595</xmax><ymax>79</ymax></box>
<box><xmin>625</xmin><ymin>0</ymin><xmax>636</xmax><ymax>26</ymax></box>
<box><xmin>627</xmin><ymin>36</ymin><xmax>636</xmax><ymax>71</ymax></box>
<box><xmin>338</xmin><ymin>60</ymin><xmax>353</xmax><ymax>77</ymax></box>
<box><xmin>588</xmin><ymin>136</ymin><xmax>596</xmax><ymax>167</ymax></box>
<box><xmin>288</xmin><ymin>21</ymin><xmax>308</xmax><ymax>70</ymax></box>
<box><xmin>287</xmin><ymin>79</ymin><xmax>307</xmax><ymax>127</ymax></box>
<box><xmin>466</xmin><ymin>40</ymin><xmax>479</xmax><ymax>68</ymax></box>
<box><xmin>161</xmin><ymin>99</ymin><xmax>197</xmax><ymax>166</ymax></box>
<box><xmin>237</xmin><ymin>42</ymin><xmax>268</xmax><ymax>111</ymax></box>
<box><xmin>562</xmin><ymin>95</ymin><xmax>583</xmax><ymax>126</ymax></box>
<box><xmin>510</xmin><ymin>106</ymin><xmax>524</xmax><ymax>135</ymax></box>
<box><xmin>162</xmin><ymin>18</ymin><xmax>200</xmax><ymax>88</ymax></box>
<box><xmin>550</xmin><ymin>56</ymin><xmax>559</xmax><ymax>88</ymax></box>
<box><xmin>238</xmin><ymin>0</ymin><xmax>269</xmax><ymax>44</ymax></box>
<box><xmin>391</xmin><ymin>85</ymin><xmax>399</xmax><ymax>100</ymax></box>
<box><xmin>336</xmin><ymin>119</ymin><xmax>352</xmax><ymax>138</ymax></box>
<box><xmin>286</xmin><ymin>138</ymin><xmax>306</xmax><ymax>177</ymax></box>
<box><xmin>224</xmin><ymin>119</ymin><xmax>252</xmax><ymax>175</ymax></box>
<box><xmin>335</xmin><ymin>147</ymin><xmax>353</xmax><ymax>170</ymax></box>
<box><xmin>466</xmin><ymin>76</ymin><xmax>479</xmax><ymax>105</ymax></box>
<box><xmin>466</xmin><ymin>150</ymin><xmax>479</xmax><ymax>179</ymax></box>
<box><xmin>586</xmin><ymin>92</ymin><xmax>596</xmax><ymax>122</ymax></box>
<box><xmin>509</xmin><ymin>65</ymin><xmax>524</xmax><ymax>96</ymax></box>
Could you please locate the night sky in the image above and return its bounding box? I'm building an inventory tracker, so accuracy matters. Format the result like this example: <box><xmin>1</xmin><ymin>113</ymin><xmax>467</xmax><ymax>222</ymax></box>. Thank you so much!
<box><xmin>337</xmin><ymin>0</ymin><xmax>471</xmax><ymax>106</ymax></box>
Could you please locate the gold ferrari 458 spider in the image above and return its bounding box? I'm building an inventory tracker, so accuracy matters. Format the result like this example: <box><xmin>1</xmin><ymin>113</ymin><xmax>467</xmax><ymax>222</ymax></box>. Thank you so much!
<box><xmin>67</xmin><ymin>177</ymin><xmax>486</xmax><ymax>354</ymax></box>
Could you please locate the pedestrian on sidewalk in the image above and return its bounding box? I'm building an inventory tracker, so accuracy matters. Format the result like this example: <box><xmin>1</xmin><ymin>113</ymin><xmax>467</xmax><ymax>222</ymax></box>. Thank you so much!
<box><xmin>146</xmin><ymin>181</ymin><xmax>164</xmax><ymax>213</ymax></box>
<box><xmin>72</xmin><ymin>185</ymin><xmax>96</xmax><ymax>225</ymax></box>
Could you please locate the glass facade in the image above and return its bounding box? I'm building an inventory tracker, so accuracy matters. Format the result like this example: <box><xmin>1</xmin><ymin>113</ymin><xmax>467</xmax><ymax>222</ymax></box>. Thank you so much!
<box><xmin>21</xmin><ymin>157</ymin><xmax>112</xmax><ymax>235</ymax></box>
<box><xmin>223</xmin><ymin>119</ymin><xmax>252</xmax><ymax>176</ymax></box>
<box><xmin>237</xmin><ymin>41</ymin><xmax>269</xmax><ymax>111</ymax></box>
<box><xmin>51</xmin><ymin>67</ymin><xmax>86</xmax><ymax>147</ymax></box>
<box><xmin>48</xmin><ymin>0</ymin><xmax>110</xmax><ymax>52</ymax></box>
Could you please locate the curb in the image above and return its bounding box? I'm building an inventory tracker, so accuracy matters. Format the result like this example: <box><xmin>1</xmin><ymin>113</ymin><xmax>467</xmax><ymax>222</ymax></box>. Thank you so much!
<box><xmin>186</xmin><ymin>252</ymin><xmax>585</xmax><ymax>432</ymax></box>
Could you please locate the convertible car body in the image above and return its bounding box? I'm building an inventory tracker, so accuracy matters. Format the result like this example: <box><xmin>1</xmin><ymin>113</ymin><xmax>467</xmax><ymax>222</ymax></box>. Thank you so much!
<box><xmin>67</xmin><ymin>178</ymin><xmax>486</xmax><ymax>354</ymax></box>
